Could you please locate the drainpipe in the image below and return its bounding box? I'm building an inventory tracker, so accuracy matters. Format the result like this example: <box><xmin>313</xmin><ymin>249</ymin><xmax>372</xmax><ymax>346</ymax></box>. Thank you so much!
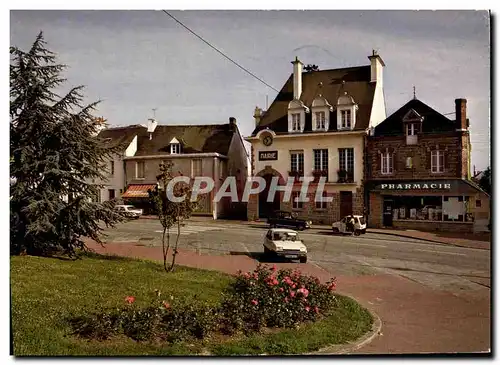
<box><xmin>212</xmin><ymin>157</ymin><xmax>217</xmax><ymax>220</ymax></box>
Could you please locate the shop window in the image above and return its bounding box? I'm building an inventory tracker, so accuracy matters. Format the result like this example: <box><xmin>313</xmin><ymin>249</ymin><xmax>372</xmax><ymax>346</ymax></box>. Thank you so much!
<box><xmin>391</xmin><ymin>196</ymin><xmax>442</xmax><ymax>222</ymax></box>
<box><xmin>476</xmin><ymin>199</ymin><xmax>481</xmax><ymax>208</ymax></box>
<box><xmin>443</xmin><ymin>196</ymin><xmax>467</xmax><ymax>222</ymax></box>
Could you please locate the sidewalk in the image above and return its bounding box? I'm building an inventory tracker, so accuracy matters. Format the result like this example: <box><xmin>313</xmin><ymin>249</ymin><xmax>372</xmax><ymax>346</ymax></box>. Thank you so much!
<box><xmin>85</xmin><ymin>239</ymin><xmax>491</xmax><ymax>354</ymax></box>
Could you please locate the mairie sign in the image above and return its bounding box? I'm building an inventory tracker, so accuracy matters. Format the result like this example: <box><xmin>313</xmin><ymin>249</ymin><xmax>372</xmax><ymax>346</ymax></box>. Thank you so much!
<box><xmin>259</xmin><ymin>151</ymin><xmax>278</xmax><ymax>161</ymax></box>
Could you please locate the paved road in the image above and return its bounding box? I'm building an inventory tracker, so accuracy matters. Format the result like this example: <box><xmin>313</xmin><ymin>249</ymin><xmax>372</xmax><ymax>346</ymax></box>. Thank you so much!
<box><xmin>101</xmin><ymin>219</ymin><xmax>491</xmax><ymax>294</ymax></box>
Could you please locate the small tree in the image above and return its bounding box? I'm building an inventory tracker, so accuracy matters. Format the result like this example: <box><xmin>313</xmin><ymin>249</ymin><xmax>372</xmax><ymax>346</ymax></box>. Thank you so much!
<box><xmin>478</xmin><ymin>166</ymin><xmax>491</xmax><ymax>195</ymax></box>
<box><xmin>149</xmin><ymin>162</ymin><xmax>198</xmax><ymax>272</ymax></box>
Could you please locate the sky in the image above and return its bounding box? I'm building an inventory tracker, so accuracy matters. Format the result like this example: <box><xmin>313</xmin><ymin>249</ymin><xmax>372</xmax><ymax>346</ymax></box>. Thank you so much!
<box><xmin>9</xmin><ymin>10</ymin><xmax>491</xmax><ymax>170</ymax></box>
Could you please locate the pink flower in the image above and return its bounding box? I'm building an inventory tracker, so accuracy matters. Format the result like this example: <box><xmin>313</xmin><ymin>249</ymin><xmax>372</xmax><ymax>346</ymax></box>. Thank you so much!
<box><xmin>284</xmin><ymin>297</ymin><xmax>289</xmax><ymax>303</ymax></box>
<box><xmin>251</xmin><ymin>299</ymin><xmax>258</xmax><ymax>306</ymax></box>
<box><xmin>292</xmin><ymin>284</ymin><xmax>296</xmax><ymax>289</ymax></box>
<box><xmin>162</xmin><ymin>301</ymin><xmax>171</xmax><ymax>309</ymax></box>
<box><xmin>253</xmin><ymin>273</ymin><xmax>258</xmax><ymax>280</ymax></box>
<box><xmin>297</xmin><ymin>288</ymin><xmax>309</xmax><ymax>297</ymax></box>
<box><xmin>125</xmin><ymin>296</ymin><xmax>135</xmax><ymax>304</ymax></box>
<box><xmin>305</xmin><ymin>306</ymin><xmax>310</xmax><ymax>312</ymax></box>
<box><xmin>279</xmin><ymin>287</ymin><xmax>284</xmax><ymax>292</ymax></box>
<box><xmin>272</xmin><ymin>264</ymin><xmax>277</xmax><ymax>271</ymax></box>
<box><xmin>314</xmin><ymin>306</ymin><xmax>319</xmax><ymax>314</ymax></box>
<box><xmin>244</xmin><ymin>272</ymin><xmax>251</xmax><ymax>279</ymax></box>
<box><xmin>290</xmin><ymin>291</ymin><xmax>296</xmax><ymax>298</ymax></box>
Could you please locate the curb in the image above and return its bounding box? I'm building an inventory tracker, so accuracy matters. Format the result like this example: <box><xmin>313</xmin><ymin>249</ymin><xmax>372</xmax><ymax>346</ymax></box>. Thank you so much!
<box><xmin>366</xmin><ymin>230</ymin><xmax>490</xmax><ymax>250</ymax></box>
<box><xmin>306</xmin><ymin>305</ymin><xmax>382</xmax><ymax>355</ymax></box>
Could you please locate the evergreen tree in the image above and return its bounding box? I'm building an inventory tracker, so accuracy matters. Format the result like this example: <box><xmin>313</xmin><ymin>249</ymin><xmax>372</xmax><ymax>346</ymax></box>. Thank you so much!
<box><xmin>10</xmin><ymin>32</ymin><xmax>126</xmax><ymax>257</ymax></box>
<box><xmin>478</xmin><ymin>166</ymin><xmax>491</xmax><ymax>195</ymax></box>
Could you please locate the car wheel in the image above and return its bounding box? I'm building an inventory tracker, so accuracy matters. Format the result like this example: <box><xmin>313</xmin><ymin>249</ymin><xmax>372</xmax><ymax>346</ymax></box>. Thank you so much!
<box><xmin>299</xmin><ymin>225</ymin><xmax>305</xmax><ymax>231</ymax></box>
<box><xmin>354</xmin><ymin>230</ymin><xmax>361</xmax><ymax>236</ymax></box>
<box><xmin>299</xmin><ymin>257</ymin><xmax>307</xmax><ymax>263</ymax></box>
<box><xmin>332</xmin><ymin>227</ymin><xmax>340</xmax><ymax>233</ymax></box>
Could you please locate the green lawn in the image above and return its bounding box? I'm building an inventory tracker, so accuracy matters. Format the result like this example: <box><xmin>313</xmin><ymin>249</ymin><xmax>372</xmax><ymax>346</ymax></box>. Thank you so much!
<box><xmin>11</xmin><ymin>254</ymin><xmax>373</xmax><ymax>356</ymax></box>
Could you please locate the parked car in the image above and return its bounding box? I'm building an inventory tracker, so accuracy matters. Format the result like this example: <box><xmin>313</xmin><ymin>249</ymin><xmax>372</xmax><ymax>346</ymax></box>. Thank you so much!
<box><xmin>267</xmin><ymin>210</ymin><xmax>312</xmax><ymax>231</ymax></box>
<box><xmin>114</xmin><ymin>205</ymin><xmax>143</xmax><ymax>219</ymax></box>
<box><xmin>331</xmin><ymin>215</ymin><xmax>366</xmax><ymax>236</ymax></box>
<box><xmin>263</xmin><ymin>228</ymin><xmax>308</xmax><ymax>263</ymax></box>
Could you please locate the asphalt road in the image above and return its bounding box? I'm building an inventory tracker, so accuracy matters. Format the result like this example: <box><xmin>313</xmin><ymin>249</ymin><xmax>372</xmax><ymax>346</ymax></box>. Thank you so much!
<box><xmin>101</xmin><ymin>219</ymin><xmax>491</xmax><ymax>294</ymax></box>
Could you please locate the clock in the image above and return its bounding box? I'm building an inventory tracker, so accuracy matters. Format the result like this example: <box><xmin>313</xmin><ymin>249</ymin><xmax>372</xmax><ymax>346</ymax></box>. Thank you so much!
<box><xmin>263</xmin><ymin>135</ymin><xmax>273</xmax><ymax>146</ymax></box>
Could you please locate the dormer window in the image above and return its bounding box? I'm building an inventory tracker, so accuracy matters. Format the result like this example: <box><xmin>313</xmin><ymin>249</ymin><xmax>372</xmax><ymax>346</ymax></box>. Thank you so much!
<box><xmin>315</xmin><ymin>111</ymin><xmax>326</xmax><ymax>129</ymax></box>
<box><xmin>337</xmin><ymin>92</ymin><xmax>358</xmax><ymax>131</ymax></box>
<box><xmin>169</xmin><ymin>137</ymin><xmax>181</xmax><ymax>154</ymax></box>
<box><xmin>402</xmin><ymin>109</ymin><xmax>423</xmax><ymax>145</ymax></box>
<box><xmin>406</xmin><ymin>123</ymin><xmax>417</xmax><ymax>136</ymax></box>
<box><xmin>341</xmin><ymin>110</ymin><xmax>352</xmax><ymax>129</ymax></box>
<box><xmin>311</xmin><ymin>94</ymin><xmax>333</xmax><ymax>131</ymax></box>
<box><xmin>287</xmin><ymin>99</ymin><xmax>309</xmax><ymax>133</ymax></box>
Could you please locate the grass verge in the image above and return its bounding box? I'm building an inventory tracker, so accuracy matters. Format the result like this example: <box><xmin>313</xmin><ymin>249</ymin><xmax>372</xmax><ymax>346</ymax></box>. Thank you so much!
<box><xmin>11</xmin><ymin>254</ymin><xmax>372</xmax><ymax>356</ymax></box>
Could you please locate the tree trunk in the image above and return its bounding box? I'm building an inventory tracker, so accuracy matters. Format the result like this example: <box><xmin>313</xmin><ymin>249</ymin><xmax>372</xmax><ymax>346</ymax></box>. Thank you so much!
<box><xmin>162</xmin><ymin>227</ymin><xmax>171</xmax><ymax>272</ymax></box>
<box><xmin>168</xmin><ymin>216</ymin><xmax>181</xmax><ymax>272</ymax></box>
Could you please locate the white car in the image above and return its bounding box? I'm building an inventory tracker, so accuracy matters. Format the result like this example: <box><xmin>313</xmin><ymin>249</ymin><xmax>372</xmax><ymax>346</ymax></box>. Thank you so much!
<box><xmin>263</xmin><ymin>228</ymin><xmax>308</xmax><ymax>263</ymax></box>
<box><xmin>332</xmin><ymin>215</ymin><xmax>367</xmax><ymax>236</ymax></box>
<box><xmin>114</xmin><ymin>205</ymin><xmax>143</xmax><ymax>219</ymax></box>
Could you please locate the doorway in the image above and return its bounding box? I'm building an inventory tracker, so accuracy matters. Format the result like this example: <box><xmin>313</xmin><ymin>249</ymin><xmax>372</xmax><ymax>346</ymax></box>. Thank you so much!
<box><xmin>259</xmin><ymin>174</ymin><xmax>281</xmax><ymax>218</ymax></box>
<box><xmin>339</xmin><ymin>191</ymin><xmax>353</xmax><ymax>218</ymax></box>
<box><xmin>383</xmin><ymin>198</ymin><xmax>393</xmax><ymax>227</ymax></box>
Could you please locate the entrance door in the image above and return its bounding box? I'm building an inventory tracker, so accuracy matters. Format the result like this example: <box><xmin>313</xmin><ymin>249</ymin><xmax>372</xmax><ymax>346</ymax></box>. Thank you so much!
<box><xmin>383</xmin><ymin>199</ymin><xmax>393</xmax><ymax>227</ymax></box>
<box><xmin>339</xmin><ymin>191</ymin><xmax>353</xmax><ymax>218</ymax></box>
<box><xmin>259</xmin><ymin>174</ymin><xmax>280</xmax><ymax>218</ymax></box>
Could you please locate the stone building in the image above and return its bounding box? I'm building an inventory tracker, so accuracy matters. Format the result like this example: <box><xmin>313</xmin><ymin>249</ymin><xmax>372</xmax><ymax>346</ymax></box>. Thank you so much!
<box><xmin>245</xmin><ymin>51</ymin><xmax>387</xmax><ymax>224</ymax></box>
<box><xmin>365</xmin><ymin>97</ymin><xmax>490</xmax><ymax>233</ymax></box>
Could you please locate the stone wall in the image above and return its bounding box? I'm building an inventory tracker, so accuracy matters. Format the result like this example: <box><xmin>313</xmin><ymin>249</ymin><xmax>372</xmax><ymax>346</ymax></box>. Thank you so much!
<box><xmin>392</xmin><ymin>220</ymin><xmax>474</xmax><ymax>233</ymax></box>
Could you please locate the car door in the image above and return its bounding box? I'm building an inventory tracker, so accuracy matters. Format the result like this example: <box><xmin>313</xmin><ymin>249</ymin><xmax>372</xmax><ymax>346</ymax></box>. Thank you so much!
<box><xmin>339</xmin><ymin>218</ymin><xmax>347</xmax><ymax>233</ymax></box>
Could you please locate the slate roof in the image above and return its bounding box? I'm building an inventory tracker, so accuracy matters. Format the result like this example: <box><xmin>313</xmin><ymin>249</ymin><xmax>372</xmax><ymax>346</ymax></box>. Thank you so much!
<box><xmin>97</xmin><ymin>125</ymin><xmax>147</xmax><ymax>149</ymax></box>
<box><xmin>251</xmin><ymin>65</ymin><xmax>376</xmax><ymax>136</ymax></box>
<box><xmin>374</xmin><ymin>98</ymin><xmax>457</xmax><ymax>136</ymax></box>
<box><xmin>135</xmin><ymin>124</ymin><xmax>236</xmax><ymax>156</ymax></box>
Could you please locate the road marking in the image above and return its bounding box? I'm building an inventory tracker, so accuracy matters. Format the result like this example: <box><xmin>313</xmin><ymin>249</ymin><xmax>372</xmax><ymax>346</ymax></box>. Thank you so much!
<box><xmin>415</xmin><ymin>248</ymin><xmax>466</xmax><ymax>256</ymax></box>
<box><xmin>154</xmin><ymin>225</ymin><xmax>222</xmax><ymax>236</ymax></box>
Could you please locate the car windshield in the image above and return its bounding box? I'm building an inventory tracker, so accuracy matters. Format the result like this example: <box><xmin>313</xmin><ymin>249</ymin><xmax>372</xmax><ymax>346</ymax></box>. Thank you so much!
<box><xmin>273</xmin><ymin>232</ymin><xmax>299</xmax><ymax>241</ymax></box>
<box><xmin>359</xmin><ymin>217</ymin><xmax>366</xmax><ymax>225</ymax></box>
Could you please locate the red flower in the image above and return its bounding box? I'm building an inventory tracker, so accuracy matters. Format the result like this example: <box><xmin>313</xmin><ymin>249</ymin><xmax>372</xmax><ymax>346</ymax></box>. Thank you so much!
<box><xmin>279</xmin><ymin>287</ymin><xmax>284</xmax><ymax>292</ymax></box>
<box><xmin>125</xmin><ymin>296</ymin><xmax>135</xmax><ymax>304</ymax></box>
<box><xmin>244</xmin><ymin>272</ymin><xmax>251</xmax><ymax>279</ymax></box>
<box><xmin>253</xmin><ymin>273</ymin><xmax>258</xmax><ymax>280</ymax></box>
<box><xmin>251</xmin><ymin>299</ymin><xmax>258</xmax><ymax>306</ymax></box>
<box><xmin>272</xmin><ymin>264</ymin><xmax>277</xmax><ymax>272</ymax></box>
<box><xmin>305</xmin><ymin>306</ymin><xmax>311</xmax><ymax>312</ymax></box>
<box><xmin>162</xmin><ymin>301</ymin><xmax>171</xmax><ymax>309</ymax></box>
<box><xmin>290</xmin><ymin>291</ymin><xmax>296</xmax><ymax>298</ymax></box>
<box><xmin>297</xmin><ymin>288</ymin><xmax>309</xmax><ymax>297</ymax></box>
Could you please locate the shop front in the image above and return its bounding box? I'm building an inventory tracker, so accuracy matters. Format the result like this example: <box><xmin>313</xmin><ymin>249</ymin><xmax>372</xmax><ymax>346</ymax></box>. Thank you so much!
<box><xmin>367</xmin><ymin>179</ymin><xmax>489</xmax><ymax>233</ymax></box>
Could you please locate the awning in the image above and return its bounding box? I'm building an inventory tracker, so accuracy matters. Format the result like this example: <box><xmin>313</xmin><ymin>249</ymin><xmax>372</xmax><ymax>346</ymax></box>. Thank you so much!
<box><xmin>122</xmin><ymin>184</ymin><xmax>157</xmax><ymax>198</ymax></box>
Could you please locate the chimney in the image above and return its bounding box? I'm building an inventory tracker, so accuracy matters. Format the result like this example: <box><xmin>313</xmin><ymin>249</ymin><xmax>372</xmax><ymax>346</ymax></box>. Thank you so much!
<box><xmin>253</xmin><ymin>106</ymin><xmax>262</xmax><ymax>127</ymax></box>
<box><xmin>147</xmin><ymin>118</ymin><xmax>158</xmax><ymax>140</ymax></box>
<box><xmin>291</xmin><ymin>56</ymin><xmax>304</xmax><ymax>100</ymax></box>
<box><xmin>368</xmin><ymin>50</ymin><xmax>385</xmax><ymax>86</ymax></box>
<box><xmin>455</xmin><ymin>98</ymin><xmax>468</xmax><ymax>130</ymax></box>
<box><xmin>229</xmin><ymin>117</ymin><xmax>237</xmax><ymax>131</ymax></box>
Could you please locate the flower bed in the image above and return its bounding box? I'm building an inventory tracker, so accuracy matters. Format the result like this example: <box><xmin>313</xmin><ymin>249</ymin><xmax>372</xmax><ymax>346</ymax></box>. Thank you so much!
<box><xmin>70</xmin><ymin>264</ymin><xmax>338</xmax><ymax>343</ymax></box>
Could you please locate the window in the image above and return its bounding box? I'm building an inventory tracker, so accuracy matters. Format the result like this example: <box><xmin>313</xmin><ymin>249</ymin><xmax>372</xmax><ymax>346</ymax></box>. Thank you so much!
<box><xmin>313</xmin><ymin>149</ymin><xmax>328</xmax><ymax>171</ymax></box>
<box><xmin>406</xmin><ymin>124</ymin><xmax>417</xmax><ymax>136</ymax></box>
<box><xmin>192</xmin><ymin>159</ymin><xmax>202</xmax><ymax>178</ymax></box>
<box><xmin>431</xmin><ymin>150</ymin><xmax>444</xmax><ymax>173</ymax></box>
<box><xmin>476</xmin><ymin>199</ymin><xmax>481</xmax><ymax>208</ymax></box>
<box><xmin>316</xmin><ymin>192</ymin><xmax>328</xmax><ymax>209</ymax></box>
<box><xmin>290</xmin><ymin>151</ymin><xmax>304</xmax><ymax>173</ymax></box>
<box><xmin>391</xmin><ymin>196</ymin><xmax>442</xmax><ymax>221</ymax></box>
<box><xmin>292</xmin><ymin>191</ymin><xmax>303</xmax><ymax>209</ymax></box>
<box><xmin>291</xmin><ymin>113</ymin><xmax>301</xmax><ymax>131</ymax></box>
<box><xmin>315</xmin><ymin>111</ymin><xmax>326</xmax><ymax>130</ymax></box>
<box><xmin>381</xmin><ymin>152</ymin><xmax>393</xmax><ymax>174</ymax></box>
<box><xmin>110</xmin><ymin>161</ymin><xmax>115</xmax><ymax>176</ymax></box>
<box><xmin>136</xmin><ymin>161</ymin><xmax>145</xmax><ymax>178</ymax></box>
<box><xmin>406</xmin><ymin>157</ymin><xmax>413</xmax><ymax>169</ymax></box>
<box><xmin>170</xmin><ymin>143</ymin><xmax>180</xmax><ymax>154</ymax></box>
<box><xmin>339</xmin><ymin>148</ymin><xmax>354</xmax><ymax>174</ymax></box>
<box><xmin>341</xmin><ymin>110</ymin><xmax>351</xmax><ymax>129</ymax></box>
<box><xmin>108</xmin><ymin>189</ymin><xmax>115</xmax><ymax>200</ymax></box>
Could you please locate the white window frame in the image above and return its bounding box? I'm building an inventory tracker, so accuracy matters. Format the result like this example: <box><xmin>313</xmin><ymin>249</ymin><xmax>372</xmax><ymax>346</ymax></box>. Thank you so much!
<box><xmin>313</xmin><ymin>149</ymin><xmax>328</xmax><ymax>171</ymax></box>
<box><xmin>135</xmin><ymin>161</ymin><xmax>145</xmax><ymax>179</ymax></box>
<box><xmin>381</xmin><ymin>152</ymin><xmax>393</xmax><ymax>175</ymax></box>
<box><xmin>341</xmin><ymin>109</ymin><xmax>352</xmax><ymax>129</ymax></box>
<box><xmin>431</xmin><ymin>150</ymin><xmax>444</xmax><ymax>173</ymax></box>
<box><xmin>339</xmin><ymin>148</ymin><xmax>354</xmax><ymax>173</ymax></box>
<box><xmin>315</xmin><ymin>111</ymin><xmax>326</xmax><ymax>130</ymax></box>
<box><xmin>170</xmin><ymin>143</ymin><xmax>180</xmax><ymax>154</ymax></box>
<box><xmin>406</xmin><ymin>123</ymin><xmax>417</xmax><ymax>136</ymax></box>
<box><xmin>406</xmin><ymin>157</ymin><xmax>413</xmax><ymax>169</ymax></box>
<box><xmin>290</xmin><ymin>151</ymin><xmax>304</xmax><ymax>173</ymax></box>
<box><xmin>291</xmin><ymin>113</ymin><xmax>301</xmax><ymax>131</ymax></box>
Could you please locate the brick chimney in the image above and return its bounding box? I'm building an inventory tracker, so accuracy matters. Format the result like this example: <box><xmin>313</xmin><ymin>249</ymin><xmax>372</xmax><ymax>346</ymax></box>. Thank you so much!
<box><xmin>455</xmin><ymin>98</ymin><xmax>468</xmax><ymax>130</ymax></box>
<box><xmin>291</xmin><ymin>56</ymin><xmax>304</xmax><ymax>100</ymax></box>
<box><xmin>229</xmin><ymin>117</ymin><xmax>237</xmax><ymax>131</ymax></box>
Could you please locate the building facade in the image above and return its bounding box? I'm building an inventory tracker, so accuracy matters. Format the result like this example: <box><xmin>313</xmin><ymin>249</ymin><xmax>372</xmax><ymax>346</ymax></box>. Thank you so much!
<box><xmin>365</xmin><ymin>97</ymin><xmax>490</xmax><ymax>233</ymax></box>
<box><xmin>246</xmin><ymin>51</ymin><xmax>387</xmax><ymax>224</ymax></box>
<box><xmin>98</xmin><ymin>118</ymin><xmax>249</xmax><ymax>219</ymax></box>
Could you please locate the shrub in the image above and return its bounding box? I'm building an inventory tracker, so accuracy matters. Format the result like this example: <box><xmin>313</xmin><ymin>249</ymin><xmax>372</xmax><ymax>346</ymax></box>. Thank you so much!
<box><xmin>69</xmin><ymin>265</ymin><xmax>338</xmax><ymax>343</ymax></box>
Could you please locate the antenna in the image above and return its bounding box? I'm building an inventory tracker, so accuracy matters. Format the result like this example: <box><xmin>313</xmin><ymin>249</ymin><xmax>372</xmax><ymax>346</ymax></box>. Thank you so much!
<box><xmin>266</xmin><ymin>95</ymin><xmax>268</xmax><ymax>110</ymax></box>
<box><xmin>413</xmin><ymin>86</ymin><xmax>416</xmax><ymax>99</ymax></box>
